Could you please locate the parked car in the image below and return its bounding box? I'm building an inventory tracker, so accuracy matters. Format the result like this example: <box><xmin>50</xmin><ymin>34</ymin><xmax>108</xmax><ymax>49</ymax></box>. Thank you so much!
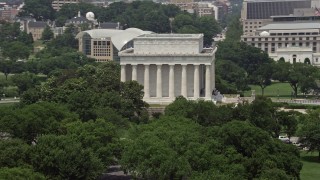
<box><xmin>278</xmin><ymin>136</ymin><xmax>290</xmax><ymax>142</ymax></box>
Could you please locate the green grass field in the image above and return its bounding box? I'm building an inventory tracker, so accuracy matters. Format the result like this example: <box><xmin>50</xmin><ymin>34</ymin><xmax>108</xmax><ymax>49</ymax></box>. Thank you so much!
<box><xmin>244</xmin><ymin>82</ymin><xmax>292</xmax><ymax>97</ymax></box>
<box><xmin>300</xmin><ymin>151</ymin><xmax>320</xmax><ymax>180</ymax></box>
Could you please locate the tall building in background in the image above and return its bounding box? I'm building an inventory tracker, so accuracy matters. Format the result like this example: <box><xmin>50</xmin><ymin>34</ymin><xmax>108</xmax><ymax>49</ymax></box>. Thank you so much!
<box><xmin>52</xmin><ymin>0</ymin><xmax>80</xmax><ymax>11</ymax></box>
<box><xmin>241</xmin><ymin>0</ymin><xmax>312</xmax><ymax>35</ymax></box>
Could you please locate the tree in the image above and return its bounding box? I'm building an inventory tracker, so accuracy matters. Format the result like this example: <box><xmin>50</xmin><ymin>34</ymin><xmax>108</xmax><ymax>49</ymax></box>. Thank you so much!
<box><xmin>144</xmin><ymin>10</ymin><xmax>170</xmax><ymax>33</ymax></box>
<box><xmin>0</xmin><ymin>167</ymin><xmax>45</xmax><ymax>180</ymax></box>
<box><xmin>2</xmin><ymin>41</ymin><xmax>31</xmax><ymax>61</ymax></box>
<box><xmin>41</xmin><ymin>25</ymin><xmax>54</xmax><ymax>41</ymax></box>
<box><xmin>121</xmin><ymin>116</ymin><xmax>227</xmax><ymax>179</ymax></box>
<box><xmin>279</xmin><ymin>57</ymin><xmax>285</xmax><ymax>62</ymax></box>
<box><xmin>251</xmin><ymin>63</ymin><xmax>273</xmax><ymax>96</ymax></box>
<box><xmin>197</xmin><ymin>16</ymin><xmax>221</xmax><ymax>46</ymax></box>
<box><xmin>216</xmin><ymin>41</ymin><xmax>271</xmax><ymax>75</ymax></box>
<box><xmin>0</xmin><ymin>60</ymin><xmax>13</xmax><ymax>80</ymax></box>
<box><xmin>216</xmin><ymin>60</ymin><xmax>250</xmax><ymax>91</ymax></box>
<box><xmin>249</xmin><ymin>96</ymin><xmax>280</xmax><ymax>137</ymax></box>
<box><xmin>217</xmin><ymin>121</ymin><xmax>302</xmax><ymax>179</ymax></box>
<box><xmin>0</xmin><ymin>139</ymin><xmax>30</xmax><ymax>168</ymax></box>
<box><xmin>65</xmin><ymin>119</ymin><xmax>121</xmax><ymax>166</ymax></box>
<box><xmin>298</xmin><ymin>109</ymin><xmax>320</xmax><ymax>159</ymax></box>
<box><xmin>0</xmin><ymin>102</ymin><xmax>78</xmax><ymax>144</ymax></box>
<box><xmin>18</xmin><ymin>0</ymin><xmax>55</xmax><ymax>21</ymax></box>
<box><xmin>11</xmin><ymin>72</ymin><xmax>41</xmax><ymax>95</ymax></box>
<box><xmin>304</xmin><ymin>57</ymin><xmax>311</xmax><ymax>64</ymax></box>
<box><xmin>30</xmin><ymin>134</ymin><xmax>104</xmax><ymax>179</ymax></box>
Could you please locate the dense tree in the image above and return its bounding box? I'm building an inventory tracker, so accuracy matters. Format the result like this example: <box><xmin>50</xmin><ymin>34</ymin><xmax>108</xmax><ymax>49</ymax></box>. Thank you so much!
<box><xmin>11</xmin><ymin>72</ymin><xmax>41</xmax><ymax>95</ymax></box>
<box><xmin>1</xmin><ymin>41</ymin><xmax>31</xmax><ymax>61</ymax></box>
<box><xmin>298</xmin><ymin>109</ymin><xmax>320</xmax><ymax>159</ymax></box>
<box><xmin>18</xmin><ymin>0</ymin><xmax>55</xmax><ymax>20</ymax></box>
<box><xmin>165</xmin><ymin>97</ymin><xmax>234</xmax><ymax>126</ymax></box>
<box><xmin>41</xmin><ymin>25</ymin><xmax>54</xmax><ymax>41</ymax></box>
<box><xmin>217</xmin><ymin>121</ymin><xmax>302</xmax><ymax>179</ymax></box>
<box><xmin>30</xmin><ymin>134</ymin><xmax>104</xmax><ymax>179</ymax></box>
<box><xmin>0</xmin><ymin>102</ymin><xmax>78</xmax><ymax>143</ymax></box>
<box><xmin>197</xmin><ymin>16</ymin><xmax>221</xmax><ymax>46</ymax></box>
<box><xmin>216</xmin><ymin>41</ymin><xmax>271</xmax><ymax>75</ymax></box>
<box><xmin>0</xmin><ymin>139</ymin><xmax>30</xmax><ymax>168</ymax></box>
<box><xmin>0</xmin><ymin>167</ymin><xmax>45</xmax><ymax>180</ymax></box>
<box><xmin>65</xmin><ymin>119</ymin><xmax>121</xmax><ymax>166</ymax></box>
<box><xmin>216</xmin><ymin>60</ymin><xmax>249</xmax><ymax>91</ymax></box>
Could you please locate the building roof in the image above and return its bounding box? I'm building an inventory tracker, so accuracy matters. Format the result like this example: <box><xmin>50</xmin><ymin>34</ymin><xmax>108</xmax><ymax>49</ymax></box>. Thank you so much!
<box><xmin>259</xmin><ymin>22</ymin><xmax>320</xmax><ymax>30</ymax></box>
<box><xmin>76</xmin><ymin>28</ymin><xmax>153</xmax><ymax>51</ymax></box>
<box><xmin>137</xmin><ymin>34</ymin><xmax>202</xmax><ymax>39</ymax></box>
<box><xmin>66</xmin><ymin>16</ymin><xmax>90</xmax><ymax>23</ymax></box>
<box><xmin>245</xmin><ymin>0</ymin><xmax>310</xmax><ymax>2</ymax></box>
<box><xmin>28</xmin><ymin>21</ymin><xmax>47</xmax><ymax>28</ymax></box>
<box><xmin>99</xmin><ymin>22</ymin><xmax>120</xmax><ymax>29</ymax></box>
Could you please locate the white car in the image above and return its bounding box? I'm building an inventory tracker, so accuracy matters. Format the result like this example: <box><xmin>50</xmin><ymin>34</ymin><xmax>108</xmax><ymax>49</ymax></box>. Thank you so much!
<box><xmin>279</xmin><ymin>136</ymin><xmax>290</xmax><ymax>142</ymax></box>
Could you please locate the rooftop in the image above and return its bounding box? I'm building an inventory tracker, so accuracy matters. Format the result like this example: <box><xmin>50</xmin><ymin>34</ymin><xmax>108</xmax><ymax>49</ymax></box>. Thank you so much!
<box><xmin>137</xmin><ymin>34</ymin><xmax>203</xmax><ymax>39</ymax></box>
<box><xmin>259</xmin><ymin>22</ymin><xmax>320</xmax><ymax>30</ymax></box>
<box><xmin>245</xmin><ymin>0</ymin><xmax>310</xmax><ymax>2</ymax></box>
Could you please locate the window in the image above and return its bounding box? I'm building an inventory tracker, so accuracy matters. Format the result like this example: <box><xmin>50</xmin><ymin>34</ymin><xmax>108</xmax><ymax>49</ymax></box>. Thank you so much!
<box><xmin>306</xmin><ymin>37</ymin><xmax>309</xmax><ymax>40</ymax></box>
<box><xmin>299</xmin><ymin>43</ymin><xmax>303</xmax><ymax>46</ymax></box>
<box><xmin>316</xmin><ymin>58</ymin><xmax>318</xmax><ymax>62</ymax></box>
<box><xmin>258</xmin><ymin>38</ymin><xmax>261</xmax><ymax>41</ymax></box>
<box><xmin>314</xmin><ymin>37</ymin><xmax>317</xmax><ymax>40</ymax></box>
<box><xmin>278</xmin><ymin>43</ymin><xmax>282</xmax><ymax>47</ymax></box>
<box><xmin>279</xmin><ymin>37</ymin><xmax>282</xmax><ymax>41</ymax></box>
<box><xmin>244</xmin><ymin>38</ymin><xmax>247</xmax><ymax>41</ymax></box>
<box><xmin>292</xmin><ymin>38</ymin><xmax>295</xmax><ymax>41</ymax></box>
<box><xmin>252</xmin><ymin>38</ymin><xmax>255</xmax><ymax>41</ymax></box>
<box><xmin>285</xmin><ymin>37</ymin><xmax>289</xmax><ymax>40</ymax></box>
<box><xmin>306</xmin><ymin>42</ymin><xmax>310</xmax><ymax>46</ymax></box>
<box><xmin>251</xmin><ymin>43</ymin><xmax>255</xmax><ymax>46</ymax></box>
<box><xmin>271</xmin><ymin>48</ymin><xmax>275</xmax><ymax>53</ymax></box>
<box><xmin>265</xmin><ymin>38</ymin><xmax>268</xmax><ymax>41</ymax></box>
<box><xmin>299</xmin><ymin>37</ymin><xmax>302</xmax><ymax>40</ymax></box>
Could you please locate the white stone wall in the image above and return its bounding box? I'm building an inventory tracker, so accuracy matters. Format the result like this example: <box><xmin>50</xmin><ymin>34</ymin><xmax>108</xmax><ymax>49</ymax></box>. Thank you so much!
<box><xmin>275</xmin><ymin>51</ymin><xmax>313</xmax><ymax>64</ymax></box>
<box><xmin>134</xmin><ymin>37</ymin><xmax>202</xmax><ymax>54</ymax></box>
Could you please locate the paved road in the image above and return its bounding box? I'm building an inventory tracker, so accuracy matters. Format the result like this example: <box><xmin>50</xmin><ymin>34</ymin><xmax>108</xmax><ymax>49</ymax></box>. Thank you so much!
<box><xmin>0</xmin><ymin>98</ymin><xmax>20</xmax><ymax>104</ymax></box>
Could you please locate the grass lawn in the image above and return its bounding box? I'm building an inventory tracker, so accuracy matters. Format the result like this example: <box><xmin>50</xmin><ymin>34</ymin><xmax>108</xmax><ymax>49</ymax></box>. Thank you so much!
<box><xmin>244</xmin><ymin>82</ymin><xmax>292</xmax><ymax>97</ymax></box>
<box><xmin>300</xmin><ymin>151</ymin><xmax>320</xmax><ymax>180</ymax></box>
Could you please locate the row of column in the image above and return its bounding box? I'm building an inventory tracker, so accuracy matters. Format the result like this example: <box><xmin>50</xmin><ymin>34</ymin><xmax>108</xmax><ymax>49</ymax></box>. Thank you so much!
<box><xmin>120</xmin><ymin>64</ymin><xmax>212</xmax><ymax>99</ymax></box>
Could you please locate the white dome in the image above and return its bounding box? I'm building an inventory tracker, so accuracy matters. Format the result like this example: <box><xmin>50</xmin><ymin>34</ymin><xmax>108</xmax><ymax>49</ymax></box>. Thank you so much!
<box><xmin>86</xmin><ymin>12</ymin><xmax>95</xmax><ymax>21</ymax></box>
<box><xmin>260</xmin><ymin>31</ymin><xmax>270</xmax><ymax>36</ymax></box>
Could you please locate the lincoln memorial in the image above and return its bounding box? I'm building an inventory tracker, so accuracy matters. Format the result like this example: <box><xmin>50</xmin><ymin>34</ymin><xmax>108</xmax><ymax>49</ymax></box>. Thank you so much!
<box><xmin>119</xmin><ymin>34</ymin><xmax>217</xmax><ymax>104</ymax></box>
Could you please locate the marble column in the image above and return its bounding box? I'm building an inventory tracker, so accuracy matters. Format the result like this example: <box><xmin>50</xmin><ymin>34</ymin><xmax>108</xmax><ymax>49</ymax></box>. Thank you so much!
<box><xmin>156</xmin><ymin>64</ymin><xmax>162</xmax><ymax>98</ymax></box>
<box><xmin>205</xmin><ymin>65</ymin><xmax>211</xmax><ymax>99</ymax></box>
<box><xmin>169</xmin><ymin>64</ymin><xmax>175</xmax><ymax>99</ymax></box>
<box><xmin>121</xmin><ymin>65</ymin><xmax>126</xmax><ymax>82</ymax></box>
<box><xmin>194</xmin><ymin>65</ymin><xmax>200</xmax><ymax>99</ymax></box>
<box><xmin>181</xmin><ymin>65</ymin><xmax>187</xmax><ymax>97</ymax></box>
<box><xmin>144</xmin><ymin>64</ymin><xmax>150</xmax><ymax>98</ymax></box>
<box><xmin>211</xmin><ymin>61</ymin><xmax>215</xmax><ymax>91</ymax></box>
<box><xmin>132</xmin><ymin>64</ymin><xmax>137</xmax><ymax>81</ymax></box>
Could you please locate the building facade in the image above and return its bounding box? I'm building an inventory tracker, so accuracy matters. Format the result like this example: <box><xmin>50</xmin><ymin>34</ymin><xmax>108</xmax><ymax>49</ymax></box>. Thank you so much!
<box><xmin>241</xmin><ymin>0</ymin><xmax>312</xmax><ymax>35</ymax></box>
<box><xmin>52</xmin><ymin>0</ymin><xmax>80</xmax><ymax>11</ymax></box>
<box><xmin>27</xmin><ymin>21</ymin><xmax>47</xmax><ymax>41</ymax></box>
<box><xmin>76</xmin><ymin>28</ymin><xmax>152</xmax><ymax>62</ymax></box>
<box><xmin>241</xmin><ymin>22</ymin><xmax>320</xmax><ymax>66</ymax></box>
<box><xmin>119</xmin><ymin>34</ymin><xmax>216</xmax><ymax>104</ymax></box>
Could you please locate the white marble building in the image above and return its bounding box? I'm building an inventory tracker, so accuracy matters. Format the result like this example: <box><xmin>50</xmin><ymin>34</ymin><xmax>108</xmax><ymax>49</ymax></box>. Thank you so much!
<box><xmin>119</xmin><ymin>34</ymin><xmax>217</xmax><ymax>104</ymax></box>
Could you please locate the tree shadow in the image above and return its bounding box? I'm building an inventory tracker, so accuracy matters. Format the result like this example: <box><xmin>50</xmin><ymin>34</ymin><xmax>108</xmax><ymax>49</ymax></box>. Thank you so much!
<box><xmin>301</xmin><ymin>154</ymin><xmax>320</xmax><ymax>163</ymax></box>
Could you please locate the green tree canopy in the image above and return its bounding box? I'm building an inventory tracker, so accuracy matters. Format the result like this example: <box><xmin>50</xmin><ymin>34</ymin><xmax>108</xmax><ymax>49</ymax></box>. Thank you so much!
<box><xmin>18</xmin><ymin>0</ymin><xmax>55</xmax><ymax>20</ymax></box>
